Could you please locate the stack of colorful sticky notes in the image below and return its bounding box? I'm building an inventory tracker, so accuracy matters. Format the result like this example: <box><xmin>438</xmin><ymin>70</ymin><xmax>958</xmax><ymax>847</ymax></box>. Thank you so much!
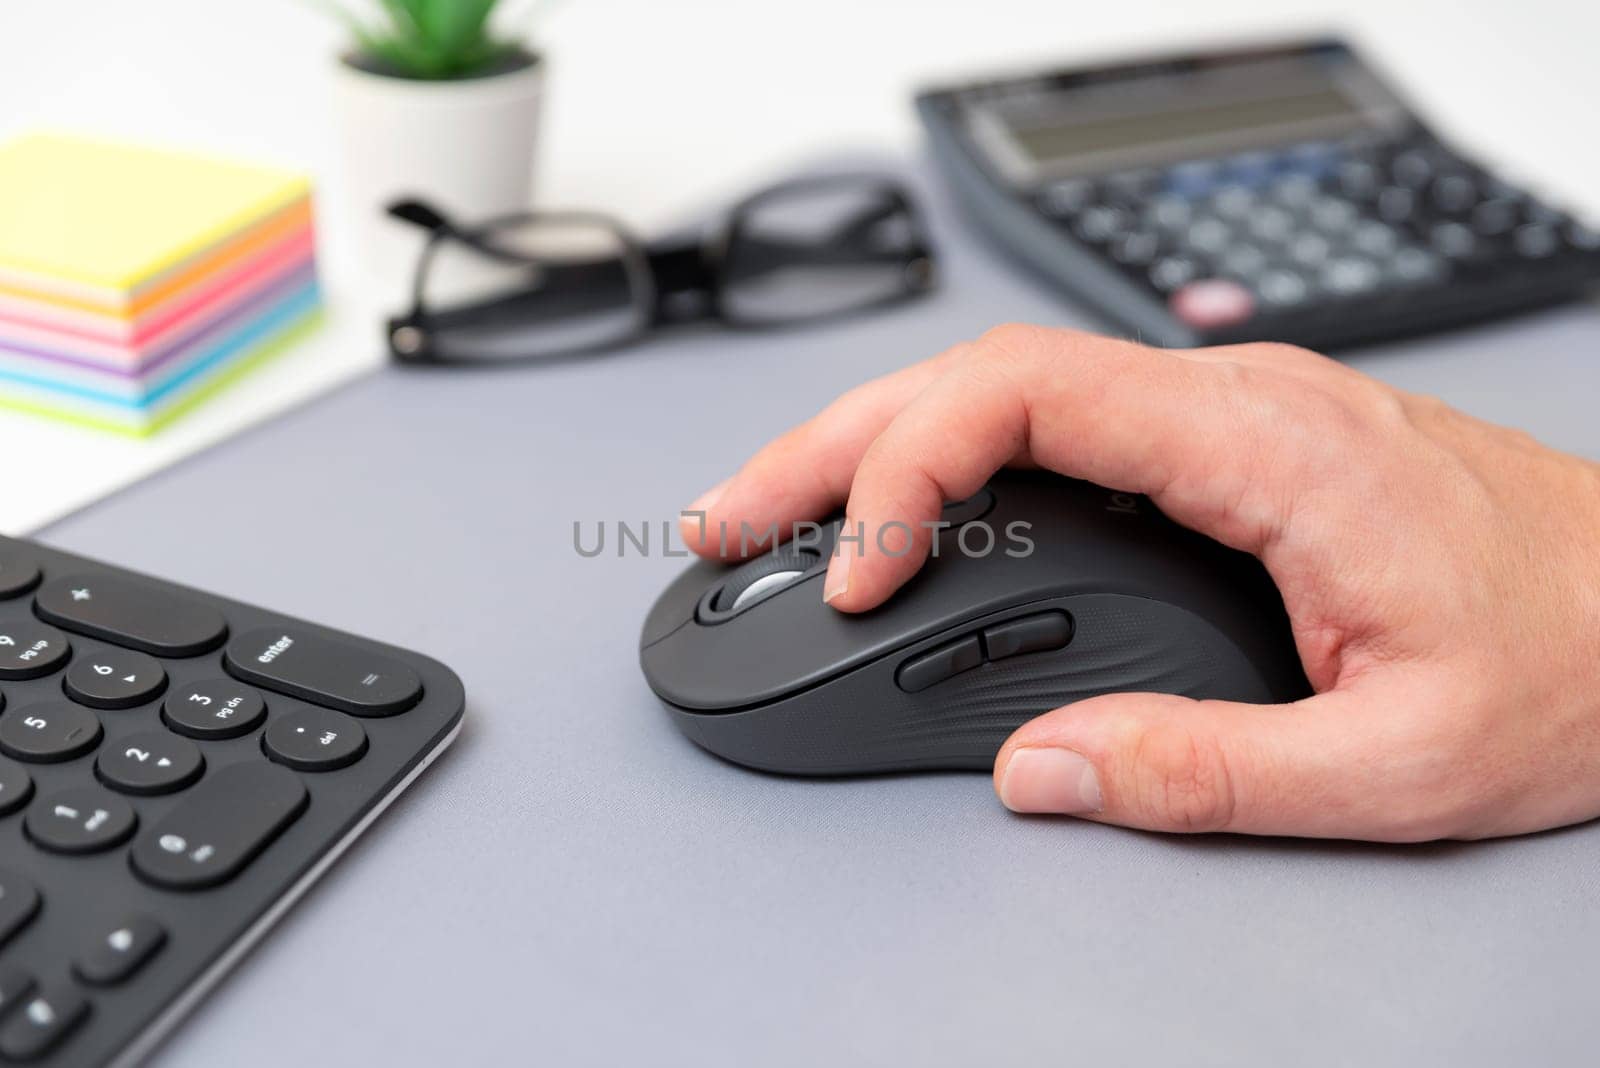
<box><xmin>0</xmin><ymin>133</ymin><xmax>323</xmax><ymax>435</ymax></box>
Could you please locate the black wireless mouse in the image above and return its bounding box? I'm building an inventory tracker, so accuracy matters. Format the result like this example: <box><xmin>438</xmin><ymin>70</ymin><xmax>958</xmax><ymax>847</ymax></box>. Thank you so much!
<box><xmin>640</xmin><ymin>472</ymin><xmax>1310</xmax><ymax>774</ymax></box>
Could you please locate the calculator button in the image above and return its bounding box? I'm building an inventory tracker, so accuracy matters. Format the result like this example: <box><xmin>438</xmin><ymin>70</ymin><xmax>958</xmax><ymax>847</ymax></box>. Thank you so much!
<box><xmin>0</xmin><ymin>984</ymin><xmax>89</xmax><ymax>1061</ymax></box>
<box><xmin>1390</xmin><ymin>150</ymin><xmax>1434</xmax><ymax>188</ymax></box>
<box><xmin>1309</xmin><ymin>198</ymin><xmax>1359</xmax><ymax>233</ymax></box>
<box><xmin>1351</xmin><ymin>221</ymin><xmax>1401</xmax><ymax>257</ymax></box>
<box><xmin>1377</xmin><ymin>187</ymin><xmax>1416</xmax><ymax>223</ymax></box>
<box><xmin>1256</xmin><ymin>269</ymin><xmax>1311</xmax><ymax>308</ymax></box>
<box><xmin>131</xmin><ymin>762</ymin><xmax>308</xmax><ymax>890</ymax></box>
<box><xmin>0</xmin><ymin>868</ymin><xmax>41</xmax><ymax>948</ymax></box>
<box><xmin>1166</xmin><ymin>160</ymin><xmax>1221</xmax><ymax>197</ymax></box>
<box><xmin>0</xmin><ymin>551</ymin><xmax>41</xmax><ymax>600</ymax></box>
<box><xmin>96</xmin><ymin>730</ymin><xmax>204</xmax><ymax>795</ymax></box>
<box><xmin>25</xmin><ymin>787</ymin><xmax>135</xmax><ymax>854</ymax></box>
<box><xmin>1246</xmin><ymin>206</ymin><xmax>1295</xmax><ymax>243</ymax></box>
<box><xmin>263</xmin><ymin>707</ymin><xmax>368</xmax><ymax>772</ymax></box>
<box><xmin>163</xmin><ymin>678</ymin><xmax>268</xmax><ymax>739</ymax></box>
<box><xmin>1430</xmin><ymin>222</ymin><xmax>1477</xmax><ymax>259</ymax></box>
<box><xmin>0</xmin><ymin>702</ymin><xmax>101</xmax><ymax>763</ymax></box>
<box><xmin>1288</xmin><ymin>233</ymin><xmax>1332</xmax><ymax>268</ymax></box>
<box><xmin>1170</xmin><ymin>279</ymin><xmax>1254</xmax><ymax>330</ymax></box>
<box><xmin>1109</xmin><ymin>230</ymin><xmax>1160</xmax><ymax>266</ymax></box>
<box><xmin>1336</xmin><ymin>160</ymin><xmax>1379</xmax><ymax>199</ymax></box>
<box><xmin>1225</xmin><ymin>151</ymin><xmax>1276</xmax><ymax>186</ymax></box>
<box><xmin>1073</xmin><ymin>205</ymin><xmax>1125</xmax><ymax>243</ymax></box>
<box><xmin>1389</xmin><ymin>247</ymin><xmax>1446</xmax><ymax>285</ymax></box>
<box><xmin>1144</xmin><ymin>195</ymin><xmax>1191</xmax><ymax>230</ymax></box>
<box><xmin>34</xmin><ymin>573</ymin><xmax>228</xmax><ymax>657</ymax></box>
<box><xmin>1471</xmin><ymin>199</ymin><xmax>1520</xmax><ymax>236</ymax></box>
<box><xmin>64</xmin><ymin>648</ymin><xmax>167</xmax><ymax>710</ymax></box>
<box><xmin>0</xmin><ymin>969</ymin><xmax>34</xmax><ymax>1017</ymax></box>
<box><xmin>1101</xmin><ymin>169</ymin><xmax>1159</xmax><ymax>202</ymax></box>
<box><xmin>225</xmin><ymin>626</ymin><xmax>423</xmax><ymax>716</ymax></box>
<box><xmin>0</xmin><ymin>621</ymin><xmax>70</xmax><ymax>680</ymax></box>
<box><xmin>1183</xmin><ymin>218</ymin><xmax>1231</xmax><ymax>255</ymax></box>
<box><xmin>1430</xmin><ymin>174</ymin><xmax>1477</xmax><ymax>213</ymax></box>
<box><xmin>1513</xmin><ymin>224</ymin><xmax>1560</xmax><ymax>259</ymax></box>
<box><xmin>1320</xmin><ymin>257</ymin><xmax>1382</xmax><ymax>297</ymax></box>
<box><xmin>1268</xmin><ymin>173</ymin><xmax>1319</xmax><ymax>209</ymax></box>
<box><xmin>0</xmin><ymin>759</ymin><xmax>32</xmax><ymax>816</ymax></box>
<box><xmin>1210</xmin><ymin>186</ymin><xmax>1256</xmax><ymax>220</ymax></box>
<box><xmin>1219</xmin><ymin>244</ymin><xmax>1268</xmax><ymax>280</ymax></box>
<box><xmin>1148</xmin><ymin>256</ymin><xmax>1198</xmax><ymax>293</ymax></box>
<box><xmin>74</xmin><ymin>915</ymin><xmax>167</xmax><ymax>986</ymax></box>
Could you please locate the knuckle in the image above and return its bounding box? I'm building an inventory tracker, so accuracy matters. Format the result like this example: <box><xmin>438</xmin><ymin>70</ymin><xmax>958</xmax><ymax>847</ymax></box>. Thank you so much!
<box><xmin>1124</xmin><ymin>716</ymin><xmax>1239</xmax><ymax>833</ymax></box>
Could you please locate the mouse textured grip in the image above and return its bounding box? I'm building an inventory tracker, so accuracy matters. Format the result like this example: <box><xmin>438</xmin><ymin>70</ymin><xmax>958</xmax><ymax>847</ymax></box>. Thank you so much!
<box><xmin>666</xmin><ymin>593</ymin><xmax>1286</xmax><ymax>774</ymax></box>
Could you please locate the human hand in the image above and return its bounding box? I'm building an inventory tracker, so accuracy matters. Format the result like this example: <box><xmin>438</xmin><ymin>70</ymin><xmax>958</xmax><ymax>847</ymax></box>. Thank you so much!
<box><xmin>681</xmin><ymin>325</ymin><xmax>1600</xmax><ymax>841</ymax></box>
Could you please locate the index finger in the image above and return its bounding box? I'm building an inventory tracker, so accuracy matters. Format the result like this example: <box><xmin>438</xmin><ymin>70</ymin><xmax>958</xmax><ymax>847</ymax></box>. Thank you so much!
<box><xmin>822</xmin><ymin>324</ymin><xmax>1316</xmax><ymax>612</ymax></box>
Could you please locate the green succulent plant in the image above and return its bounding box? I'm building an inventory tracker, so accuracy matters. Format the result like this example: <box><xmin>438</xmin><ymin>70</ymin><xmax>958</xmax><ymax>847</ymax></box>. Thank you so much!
<box><xmin>330</xmin><ymin>0</ymin><xmax>543</xmax><ymax>81</ymax></box>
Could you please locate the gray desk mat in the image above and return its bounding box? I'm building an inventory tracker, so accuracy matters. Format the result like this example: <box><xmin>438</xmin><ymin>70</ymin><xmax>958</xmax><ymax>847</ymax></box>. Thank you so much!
<box><xmin>36</xmin><ymin>160</ymin><xmax>1600</xmax><ymax>1067</ymax></box>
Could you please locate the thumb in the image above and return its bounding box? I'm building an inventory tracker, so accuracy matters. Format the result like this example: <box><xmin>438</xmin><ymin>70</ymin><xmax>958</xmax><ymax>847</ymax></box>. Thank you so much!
<box><xmin>993</xmin><ymin>690</ymin><xmax>1401</xmax><ymax>838</ymax></box>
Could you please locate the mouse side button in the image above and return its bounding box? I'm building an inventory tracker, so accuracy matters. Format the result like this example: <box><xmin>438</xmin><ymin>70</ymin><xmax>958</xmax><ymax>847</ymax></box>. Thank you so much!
<box><xmin>982</xmin><ymin>611</ymin><xmax>1073</xmax><ymax>661</ymax></box>
<box><xmin>895</xmin><ymin>636</ymin><xmax>983</xmax><ymax>693</ymax></box>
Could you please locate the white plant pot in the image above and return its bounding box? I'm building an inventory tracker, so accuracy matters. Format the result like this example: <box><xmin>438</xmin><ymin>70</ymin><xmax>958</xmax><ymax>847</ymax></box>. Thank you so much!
<box><xmin>333</xmin><ymin>53</ymin><xmax>544</xmax><ymax>300</ymax></box>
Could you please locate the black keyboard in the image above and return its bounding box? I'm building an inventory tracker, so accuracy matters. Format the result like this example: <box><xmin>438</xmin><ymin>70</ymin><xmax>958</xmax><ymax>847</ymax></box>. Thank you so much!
<box><xmin>0</xmin><ymin>536</ymin><xmax>464</xmax><ymax>1065</ymax></box>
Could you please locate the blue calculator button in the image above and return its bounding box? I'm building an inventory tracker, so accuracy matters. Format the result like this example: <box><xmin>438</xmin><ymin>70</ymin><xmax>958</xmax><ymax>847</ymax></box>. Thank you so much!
<box><xmin>1165</xmin><ymin>161</ymin><xmax>1221</xmax><ymax>198</ymax></box>
<box><xmin>1225</xmin><ymin>151</ymin><xmax>1277</xmax><ymax>186</ymax></box>
<box><xmin>1285</xmin><ymin>141</ymin><xmax>1339</xmax><ymax>176</ymax></box>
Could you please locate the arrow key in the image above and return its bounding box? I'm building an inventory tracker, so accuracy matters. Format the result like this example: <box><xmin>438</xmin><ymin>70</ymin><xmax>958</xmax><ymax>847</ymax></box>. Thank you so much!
<box><xmin>96</xmin><ymin>730</ymin><xmax>203</xmax><ymax>795</ymax></box>
<box><xmin>64</xmin><ymin>648</ymin><xmax>167</xmax><ymax>710</ymax></box>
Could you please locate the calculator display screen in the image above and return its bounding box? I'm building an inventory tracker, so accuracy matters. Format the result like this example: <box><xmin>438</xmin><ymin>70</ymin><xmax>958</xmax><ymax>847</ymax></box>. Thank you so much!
<box><xmin>962</xmin><ymin>41</ymin><xmax>1409</xmax><ymax>183</ymax></box>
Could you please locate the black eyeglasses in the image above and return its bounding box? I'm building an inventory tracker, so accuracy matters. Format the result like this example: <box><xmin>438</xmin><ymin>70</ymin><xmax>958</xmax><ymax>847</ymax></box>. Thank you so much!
<box><xmin>384</xmin><ymin>174</ymin><xmax>937</xmax><ymax>364</ymax></box>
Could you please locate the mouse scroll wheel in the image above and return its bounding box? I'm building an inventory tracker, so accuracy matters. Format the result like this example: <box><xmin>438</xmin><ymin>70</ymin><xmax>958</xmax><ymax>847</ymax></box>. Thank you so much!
<box><xmin>712</xmin><ymin>547</ymin><xmax>822</xmax><ymax>613</ymax></box>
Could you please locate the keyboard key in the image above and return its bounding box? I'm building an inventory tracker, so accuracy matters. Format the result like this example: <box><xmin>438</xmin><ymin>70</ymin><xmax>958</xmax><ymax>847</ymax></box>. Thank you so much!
<box><xmin>0</xmin><ymin>984</ymin><xmax>89</xmax><ymax>1061</ymax></box>
<box><xmin>1377</xmin><ymin>187</ymin><xmax>1416</xmax><ymax>223</ymax></box>
<box><xmin>1143</xmin><ymin>195</ymin><xmax>1191</xmax><ymax>230</ymax></box>
<box><xmin>25</xmin><ymin>787</ymin><xmax>135</xmax><ymax>854</ymax></box>
<box><xmin>0</xmin><ymin>868</ymin><xmax>41</xmax><ymax>948</ymax></box>
<box><xmin>264</xmin><ymin>707</ymin><xmax>368</xmax><ymax>772</ymax></box>
<box><xmin>0</xmin><ymin>621</ymin><xmax>70</xmax><ymax>681</ymax></box>
<box><xmin>0</xmin><ymin>969</ymin><xmax>35</xmax><ymax>1017</ymax></box>
<box><xmin>1037</xmin><ymin>178</ymin><xmax>1093</xmax><ymax>217</ymax></box>
<box><xmin>1169</xmin><ymin>279</ymin><xmax>1254</xmax><ymax>330</ymax></box>
<box><xmin>1246</xmin><ymin>206</ymin><xmax>1295</xmax><ymax>243</ymax></box>
<box><xmin>224</xmin><ymin>627</ymin><xmax>423</xmax><ymax>717</ymax></box>
<box><xmin>74</xmin><ymin>915</ymin><xmax>167</xmax><ymax>986</ymax></box>
<box><xmin>0</xmin><ymin>551</ymin><xmax>40</xmax><ymax>600</ymax></box>
<box><xmin>0</xmin><ymin>759</ymin><xmax>33</xmax><ymax>816</ymax></box>
<box><xmin>1390</xmin><ymin>149</ymin><xmax>1434</xmax><ymax>188</ymax></box>
<box><xmin>96</xmin><ymin>730</ymin><xmax>204</xmax><ymax>795</ymax></box>
<box><xmin>1431</xmin><ymin>173</ymin><xmax>1477</xmax><ymax>213</ymax></box>
<box><xmin>1309</xmin><ymin>197</ymin><xmax>1358</xmax><ymax>233</ymax></box>
<box><xmin>163</xmin><ymin>678</ymin><xmax>268</xmax><ymax>740</ymax></box>
<box><xmin>0</xmin><ymin>702</ymin><xmax>102</xmax><ymax>763</ymax></box>
<box><xmin>1219</xmin><ymin>244</ymin><xmax>1268</xmax><ymax>280</ymax></box>
<box><xmin>1288</xmin><ymin>233</ymin><xmax>1332</xmax><ymax>268</ymax></box>
<box><xmin>1268</xmin><ymin>173</ymin><xmax>1319</xmax><ymax>209</ymax></box>
<box><xmin>63</xmin><ymin>647</ymin><xmax>167</xmax><ymax>710</ymax></box>
<box><xmin>1166</xmin><ymin>160</ymin><xmax>1221</xmax><ymax>197</ymax></box>
<box><xmin>131</xmin><ymin>762</ymin><xmax>308</xmax><ymax>890</ymax></box>
<box><xmin>1183</xmin><ymin>217</ymin><xmax>1231</xmax><ymax>255</ymax></box>
<box><xmin>1210</xmin><ymin>186</ymin><xmax>1256</xmax><ymax>220</ymax></box>
<box><xmin>1109</xmin><ymin>230</ymin><xmax>1160</xmax><ymax>266</ymax></box>
<box><xmin>34</xmin><ymin>573</ymin><xmax>228</xmax><ymax>657</ymax></box>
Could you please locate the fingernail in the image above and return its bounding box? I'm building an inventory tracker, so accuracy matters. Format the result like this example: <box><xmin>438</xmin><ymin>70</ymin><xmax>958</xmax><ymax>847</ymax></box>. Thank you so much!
<box><xmin>998</xmin><ymin>747</ymin><xmax>1103</xmax><ymax>815</ymax></box>
<box><xmin>822</xmin><ymin>547</ymin><xmax>851</xmax><ymax>603</ymax></box>
<box><xmin>687</xmin><ymin>478</ymin><xmax>731</xmax><ymax>515</ymax></box>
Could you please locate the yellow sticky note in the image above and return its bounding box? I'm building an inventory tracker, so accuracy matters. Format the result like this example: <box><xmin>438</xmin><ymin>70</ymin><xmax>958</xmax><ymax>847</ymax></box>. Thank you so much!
<box><xmin>0</xmin><ymin>133</ymin><xmax>311</xmax><ymax>299</ymax></box>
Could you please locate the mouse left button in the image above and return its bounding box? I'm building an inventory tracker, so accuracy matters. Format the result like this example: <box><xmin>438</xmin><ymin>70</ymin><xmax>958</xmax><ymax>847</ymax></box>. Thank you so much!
<box><xmin>896</xmin><ymin>636</ymin><xmax>983</xmax><ymax>693</ymax></box>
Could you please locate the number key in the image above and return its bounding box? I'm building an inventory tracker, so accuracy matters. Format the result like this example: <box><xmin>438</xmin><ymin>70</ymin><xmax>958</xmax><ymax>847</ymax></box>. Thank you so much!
<box><xmin>0</xmin><ymin>702</ymin><xmax>102</xmax><ymax>763</ymax></box>
<box><xmin>64</xmin><ymin>648</ymin><xmax>167</xmax><ymax>709</ymax></box>
<box><xmin>96</xmin><ymin>730</ymin><xmax>203</xmax><ymax>795</ymax></box>
<box><xmin>163</xmin><ymin>678</ymin><xmax>267</xmax><ymax>739</ymax></box>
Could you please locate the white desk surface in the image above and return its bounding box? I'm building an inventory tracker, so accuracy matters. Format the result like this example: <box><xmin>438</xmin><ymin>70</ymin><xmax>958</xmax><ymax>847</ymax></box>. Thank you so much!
<box><xmin>2</xmin><ymin>0</ymin><xmax>1600</xmax><ymax>532</ymax></box>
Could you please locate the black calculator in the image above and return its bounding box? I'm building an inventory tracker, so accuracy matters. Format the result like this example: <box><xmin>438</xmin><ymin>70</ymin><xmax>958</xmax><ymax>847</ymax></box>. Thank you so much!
<box><xmin>0</xmin><ymin>537</ymin><xmax>464</xmax><ymax>1065</ymax></box>
<box><xmin>917</xmin><ymin>38</ymin><xmax>1600</xmax><ymax>350</ymax></box>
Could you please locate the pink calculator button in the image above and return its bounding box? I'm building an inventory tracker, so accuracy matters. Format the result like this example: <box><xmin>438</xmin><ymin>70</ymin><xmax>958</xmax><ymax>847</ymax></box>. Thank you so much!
<box><xmin>1170</xmin><ymin>279</ymin><xmax>1255</xmax><ymax>329</ymax></box>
